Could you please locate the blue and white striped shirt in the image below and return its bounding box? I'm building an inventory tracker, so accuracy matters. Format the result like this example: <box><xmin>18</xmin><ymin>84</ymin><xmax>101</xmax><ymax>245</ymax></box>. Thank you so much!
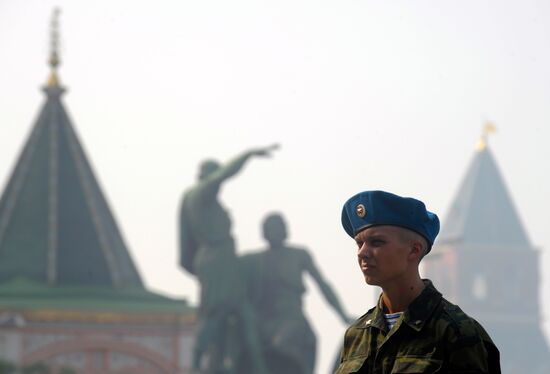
<box><xmin>384</xmin><ymin>312</ymin><xmax>403</xmax><ymax>331</ymax></box>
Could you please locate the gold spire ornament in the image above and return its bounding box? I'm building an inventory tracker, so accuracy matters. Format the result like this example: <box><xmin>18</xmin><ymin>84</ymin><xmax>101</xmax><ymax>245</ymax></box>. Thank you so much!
<box><xmin>476</xmin><ymin>121</ymin><xmax>497</xmax><ymax>151</ymax></box>
<box><xmin>47</xmin><ymin>8</ymin><xmax>61</xmax><ymax>87</ymax></box>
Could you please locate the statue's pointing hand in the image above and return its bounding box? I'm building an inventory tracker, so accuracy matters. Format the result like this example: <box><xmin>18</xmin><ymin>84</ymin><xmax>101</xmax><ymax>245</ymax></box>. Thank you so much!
<box><xmin>252</xmin><ymin>144</ymin><xmax>280</xmax><ymax>158</ymax></box>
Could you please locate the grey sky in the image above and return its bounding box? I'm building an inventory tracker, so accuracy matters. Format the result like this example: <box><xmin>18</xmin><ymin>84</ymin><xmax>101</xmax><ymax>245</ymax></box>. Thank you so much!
<box><xmin>1</xmin><ymin>1</ymin><xmax>549</xmax><ymax>372</ymax></box>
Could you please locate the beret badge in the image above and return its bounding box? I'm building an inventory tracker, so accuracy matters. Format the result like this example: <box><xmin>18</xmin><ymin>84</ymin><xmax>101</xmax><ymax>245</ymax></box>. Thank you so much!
<box><xmin>356</xmin><ymin>204</ymin><xmax>366</xmax><ymax>218</ymax></box>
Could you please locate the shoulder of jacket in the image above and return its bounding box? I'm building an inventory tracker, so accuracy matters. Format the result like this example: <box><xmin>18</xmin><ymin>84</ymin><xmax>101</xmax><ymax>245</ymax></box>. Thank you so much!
<box><xmin>438</xmin><ymin>298</ymin><xmax>484</xmax><ymax>340</ymax></box>
<box><xmin>440</xmin><ymin>298</ymin><xmax>469</xmax><ymax>319</ymax></box>
<box><xmin>349</xmin><ymin>306</ymin><xmax>376</xmax><ymax>327</ymax></box>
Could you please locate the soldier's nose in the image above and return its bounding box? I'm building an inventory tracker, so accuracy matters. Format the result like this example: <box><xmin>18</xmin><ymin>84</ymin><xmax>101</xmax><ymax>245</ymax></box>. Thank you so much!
<box><xmin>357</xmin><ymin>245</ymin><xmax>369</xmax><ymax>259</ymax></box>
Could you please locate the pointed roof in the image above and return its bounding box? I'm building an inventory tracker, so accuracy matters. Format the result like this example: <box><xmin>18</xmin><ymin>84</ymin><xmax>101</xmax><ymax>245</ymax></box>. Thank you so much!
<box><xmin>0</xmin><ymin>12</ymin><xmax>144</xmax><ymax>289</ymax></box>
<box><xmin>438</xmin><ymin>144</ymin><xmax>531</xmax><ymax>249</ymax></box>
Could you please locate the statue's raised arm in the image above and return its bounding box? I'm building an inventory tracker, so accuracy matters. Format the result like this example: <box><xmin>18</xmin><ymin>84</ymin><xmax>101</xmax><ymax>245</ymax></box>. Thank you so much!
<box><xmin>195</xmin><ymin>144</ymin><xmax>280</xmax><ymax>200</ymax></box>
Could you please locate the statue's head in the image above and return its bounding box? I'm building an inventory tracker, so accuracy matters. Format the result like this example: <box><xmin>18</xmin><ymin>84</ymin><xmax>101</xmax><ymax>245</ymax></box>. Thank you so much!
<box><xmin>198</xmin><ymin>159</ymin><xmax>221</xmax><ymax>180</ymax></box>
<box><xmin>262</xmin><ymin>213</ymin><xmax>287</xmax><ymax>248</ymax></box>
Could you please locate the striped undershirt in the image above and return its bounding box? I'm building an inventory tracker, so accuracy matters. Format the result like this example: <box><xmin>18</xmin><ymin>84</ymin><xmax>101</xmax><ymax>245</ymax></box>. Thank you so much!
<box><xmin>384</xmin><ymin>312</ymin><xmax>403</xmax><ymax>331</ymax></box>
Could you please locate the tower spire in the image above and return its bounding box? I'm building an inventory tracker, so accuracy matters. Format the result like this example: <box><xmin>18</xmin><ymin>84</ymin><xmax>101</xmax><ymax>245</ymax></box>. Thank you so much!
<box><xmin>476</xmin><ymin>120</ymin><xmax>497</xmax><ymax>151</ymax></box>
<box><xmin>47</xmin><ymin>8</ymin><xmax>61</xmax><ymax>87</ymax></box>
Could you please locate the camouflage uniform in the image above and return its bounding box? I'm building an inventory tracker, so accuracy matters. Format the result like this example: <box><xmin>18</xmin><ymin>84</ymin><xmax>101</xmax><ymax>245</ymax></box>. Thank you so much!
<box><xmin>335</xmin><ymin>280</ymin><xmax>501</xmax><ymax>374</ymax></box>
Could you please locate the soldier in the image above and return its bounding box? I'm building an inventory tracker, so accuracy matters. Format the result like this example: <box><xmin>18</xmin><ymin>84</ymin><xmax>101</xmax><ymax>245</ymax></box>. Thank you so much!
<box><xmin>335</xmin><ymin>190</ymin><xmax>501</xmax><ymax>374</ymax></box>
<box><xmin>241</xmin><ymin>213</ymin><xmax>351</xmax><ymax>374</ymax></box>
<box><xmin>179</xmin><ymin>145</ymin><xmax>278</xmax><ymax>374</ymax></box>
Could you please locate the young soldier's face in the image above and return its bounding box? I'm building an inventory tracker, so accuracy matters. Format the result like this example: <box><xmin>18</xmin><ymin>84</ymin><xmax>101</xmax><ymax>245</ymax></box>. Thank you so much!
<box><xmin>354</xmin><ymin>226</ymin><xmax>415</xmax><ymax>287</ymax></box>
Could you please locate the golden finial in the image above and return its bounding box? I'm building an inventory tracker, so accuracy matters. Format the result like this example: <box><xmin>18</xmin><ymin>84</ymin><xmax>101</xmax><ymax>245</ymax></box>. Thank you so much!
<box><xmin>47</xmin><ymin>8</ymin><xmax>61</xmax><ymax>87</ymax></box>
<box><xmin>476</xmin><ymin>120</ymin><xmax>497</xmax><ymax>151</ymax></box>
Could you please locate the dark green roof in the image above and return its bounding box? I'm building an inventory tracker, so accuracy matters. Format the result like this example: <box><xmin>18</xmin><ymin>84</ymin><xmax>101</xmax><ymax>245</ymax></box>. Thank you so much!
<box><xmin>438</xmin><ymin>146</ymin><xmax>531</xmax><ymax>248</ymax></box>
<box><xmin>0</xmin><ymin>84</ymin><xmax>143</xmax><ymax>288</ymax></box>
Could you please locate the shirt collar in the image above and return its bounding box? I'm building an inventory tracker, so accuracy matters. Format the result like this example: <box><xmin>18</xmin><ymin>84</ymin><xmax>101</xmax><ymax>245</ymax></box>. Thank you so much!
<box><xmin>402</xmin><ymin>279</ymin><xmax>442</xmax><ymax>331</ymax></box>
<box><xmin>365</xmin><ymin>279</ymin><xmax>442</xmax><ymax>332</ymax></box>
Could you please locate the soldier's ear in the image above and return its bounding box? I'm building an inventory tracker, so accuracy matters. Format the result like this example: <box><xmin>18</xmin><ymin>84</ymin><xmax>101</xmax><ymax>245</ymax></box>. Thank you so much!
<box><xmin>408</xmin><ymin>240</ymin><xmax>424</xmax><ymax>262</ymax></box>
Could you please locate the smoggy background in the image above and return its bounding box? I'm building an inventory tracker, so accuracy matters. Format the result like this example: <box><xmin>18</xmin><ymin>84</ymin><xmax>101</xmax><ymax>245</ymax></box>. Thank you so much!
<box><xmin>1</xmin><ymin>1</ymin><xmax>549</xmax><ymax>372</ymax></box>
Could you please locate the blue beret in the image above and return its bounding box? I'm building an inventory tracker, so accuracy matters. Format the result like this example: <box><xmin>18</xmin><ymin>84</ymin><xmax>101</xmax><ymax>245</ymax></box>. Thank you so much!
<box><xmin>341</xmin><ymin>190</ymin><xmax>440</xmax><ymax>251</ymax></box>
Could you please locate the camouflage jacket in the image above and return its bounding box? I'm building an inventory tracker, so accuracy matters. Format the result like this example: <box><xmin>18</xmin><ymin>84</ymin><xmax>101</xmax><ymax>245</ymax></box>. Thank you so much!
<box><xmin>335</xmin><ymin>280</ymin><xmax>501</xmax><ymax>373</ymax></box>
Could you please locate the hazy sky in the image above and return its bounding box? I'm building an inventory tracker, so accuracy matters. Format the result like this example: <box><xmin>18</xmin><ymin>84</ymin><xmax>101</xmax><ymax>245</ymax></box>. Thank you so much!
<box><xmin>1</xmin><ymin>1</ymin><xmax>549</xmax><ymax>372</ymax></box>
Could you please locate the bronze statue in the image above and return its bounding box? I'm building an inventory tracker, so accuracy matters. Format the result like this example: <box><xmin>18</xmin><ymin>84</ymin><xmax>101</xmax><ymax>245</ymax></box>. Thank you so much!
<box><xmin>179</xmin><ymin>145</ymin><xmax>278</xmax><ymax>374</ymax></box>
<box><xmin>241</xmin><ymin>213</ymin><xmax>352</xmax><ymax>374</ymax></box>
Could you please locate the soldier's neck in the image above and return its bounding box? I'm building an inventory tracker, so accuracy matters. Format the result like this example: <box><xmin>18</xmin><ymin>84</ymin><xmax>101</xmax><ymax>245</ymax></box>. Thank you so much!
<box><xmin>380</xmin><ymin>277</ymin><xmax>425</xmax><ymax>314</ymax></box>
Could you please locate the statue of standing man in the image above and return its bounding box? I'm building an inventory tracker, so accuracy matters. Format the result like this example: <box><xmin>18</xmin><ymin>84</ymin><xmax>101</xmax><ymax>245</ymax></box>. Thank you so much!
<box><xmin>179</xmin><ymin>145</ymin><xmax>278</xmax><ymax>374</ymax></box>
<box><xmin>241</xmin><ymin>213</ymin><xmax>352</xmax><ymax>374</ymax></box>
